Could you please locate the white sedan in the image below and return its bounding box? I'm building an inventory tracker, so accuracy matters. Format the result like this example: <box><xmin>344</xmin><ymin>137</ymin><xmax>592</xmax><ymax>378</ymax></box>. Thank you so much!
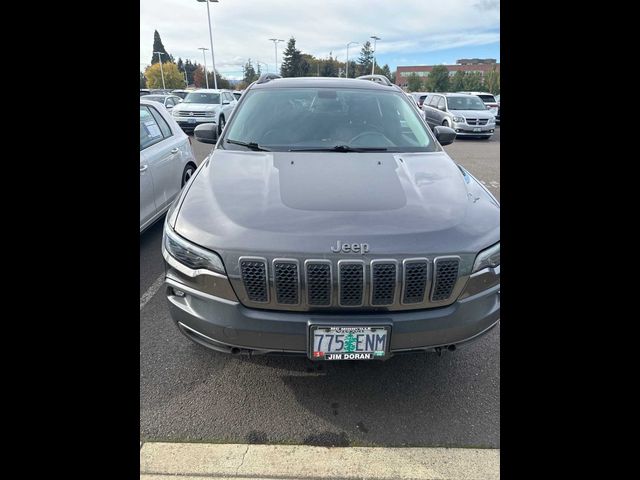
<box><xmin>140</xmin><ymin>99</ymin><xmax>198</xmax><ymax>233</ymax></box>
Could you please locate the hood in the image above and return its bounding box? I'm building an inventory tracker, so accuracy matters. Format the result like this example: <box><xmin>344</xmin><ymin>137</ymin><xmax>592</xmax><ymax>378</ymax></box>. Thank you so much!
<box><xmin>451</xmin><ymin>109</ymin><xmax>495</xmax><ymax>119</ymax></box>
<box><xmin>173</xmin><ymin>103</ymin><xmax>220</xmax><ymax>112</ymax></box>
<box><xmin>174</xmin><ymin>150</ymin><xmax>500</xmax><ymax>256</ymax></box>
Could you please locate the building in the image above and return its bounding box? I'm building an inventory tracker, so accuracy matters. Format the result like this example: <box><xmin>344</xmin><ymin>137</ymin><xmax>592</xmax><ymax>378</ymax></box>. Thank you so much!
<box><xmin>395</xmin><ymin>59</ymin><xmax>499</xmax><ymax>88</ymax></box>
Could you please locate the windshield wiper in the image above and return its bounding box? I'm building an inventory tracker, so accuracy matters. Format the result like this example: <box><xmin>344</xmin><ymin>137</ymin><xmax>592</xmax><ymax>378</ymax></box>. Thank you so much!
<box><xmin>289</xmin><ymin>145</ymin><xmax>388</xmax><ymax>152</ymax></box>
<box><xmin>226</xmin><ymin>139</ymin><xmax>271</xmax><ymax>151</ymax></box>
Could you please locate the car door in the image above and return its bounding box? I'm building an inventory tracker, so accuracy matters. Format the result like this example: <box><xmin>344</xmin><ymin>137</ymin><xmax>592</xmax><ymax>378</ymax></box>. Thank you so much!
<box><xmin>140</xmin><ymin>107</ymin><xmax>160</xmax><ymax>229</ymax></box>
<box><xmin>142</xmin><ymin>104</ymin><xmax>183</xmax><ymax>212</ymax></box>
<box><xmin>435</xmin><ymin>96</ymin><xmax>447</xmax><ymax>125</ymax></box>
<box><xmin>424</xmin><ymin>95</ymin><xmax>438</xmax><ymax>126</ymax></box>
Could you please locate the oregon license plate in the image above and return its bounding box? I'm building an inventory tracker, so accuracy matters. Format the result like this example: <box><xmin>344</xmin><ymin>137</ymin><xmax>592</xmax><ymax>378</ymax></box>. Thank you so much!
<box><xmin>309</xmin><ymin>326</ymin><xmax>390</xmax><ymax>360</ymax></box>
<box><xmin>473</xmin><ymin>127</ymin><xmax>481</xmax><ymax>132</ymax></box>
<box><xmin>188</xmin><ymin>118</ymin><xmax>196</xmax><ymax>124</ymax></box>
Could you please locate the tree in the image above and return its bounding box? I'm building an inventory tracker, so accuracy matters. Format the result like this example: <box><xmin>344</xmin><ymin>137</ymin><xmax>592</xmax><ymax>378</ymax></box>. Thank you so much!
<box><xmin>407</xmin><ymin>73</ymin><xmax>424</xmax><ymax>92</ymax></box>
<box><xmin>192</xmin><ymin>65</ymin><xmax>206</xmax><ymax>88</ymax></box>
<box><xmin>209</xmin><ymin>71</ymin><xmax>231</xmax><ymax>90</ymax></box>
<box><xmin>390</xmin><ymin>70</ymin><xmax>397</xmax><ymax>84</ymax></box>
<box><xmin>450</xmin><ymin>70</ymin><xmax>466</xmax><ymax>92</ymax></box>
<box><xmin>177</xmin><ymin>58</ymin><xmax>184</xmax><ymax>73</ymax></box>
<box><xmin>150</xmin><ymin>30</ymin><xmax>174</xmax><ymax>65</ymax></box>
<box><xmin>463</xmin><ymin>71</ymin><xmax>483</xmax><ymax>91</ymax></box>
<box><xmin>343</xmin><ymin>333</ymin><xmax>357</xmax><ymax>353</ymax></box>
<box><xmin>357</xmin><ymin>41</ymin><xmax>374</xmax><ymax>76</ymax></box>
<box><xmin>280</xmin><ymin>37</ymin><xmax>304</xmax><ymax>77</ymax></box>
<box><xmin>380</xmin><ymin>64</ymin><xmax>392</xmax><ymax>82</ymax></box>
<box><xmin>243</xmin><ymin>58</ymin><xmax>258</xmax><ymax>84</ymax></box>
<box><xmin>346</xmin><ymin>60</ymin><xmax>357</xmax><ymax>78</ymax></box>
<box><xmin>144</xmin><ymin>62</ymin><xmax>184</xmax><ymax>88</ymax></box>
<box><xmin>321</xmin><ymin>54</ymin><xmax>338</xmax><ymax>77</ymax></box>
<box><xmin>140</xmin><ymin>71</ymin><xmax>147</xmax><ymax>89</ymax></box>
<box><xmin>426</xmin><ymin>65</ymin><xmax>450</xmax><ymax>92</ymax></box>
<box><xmin>484</xmin><ymin>66</ymin><xmax>500</xmax><ymax>95</ymax></box>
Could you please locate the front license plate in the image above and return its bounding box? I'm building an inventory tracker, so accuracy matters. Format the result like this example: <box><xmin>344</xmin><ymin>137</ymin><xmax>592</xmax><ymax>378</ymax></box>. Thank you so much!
<box><xmin>188</xmin><ymin>118</ymin><xmax>196</xmax><ymax>124</ymax></box>
<box><xmin>473</xmin><ymin>127</ymin><xmax>481</xmax><ymax>132</ymax></box>
<box><xmin>309</xmin><ymin>326</ymin><xmax>390</xmax><ymax>360</ymax></box>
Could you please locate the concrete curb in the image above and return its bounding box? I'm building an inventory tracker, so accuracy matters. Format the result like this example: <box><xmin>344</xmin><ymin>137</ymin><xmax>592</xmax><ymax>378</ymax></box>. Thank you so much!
<box><xmin>140</xmin><ymin>442</ymin><xmax>499</xmax><ymax>479</ymax></box>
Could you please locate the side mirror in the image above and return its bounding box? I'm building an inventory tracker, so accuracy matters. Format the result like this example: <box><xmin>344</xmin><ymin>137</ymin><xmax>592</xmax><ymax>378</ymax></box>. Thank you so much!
<box><xmin>194</xmin><ymin>123</ymin><xmax>218</xmax><ymax>144</ymax></box>
<box><xmin>433</xmin><ymin>126</ymin><xmax>456</xmax><ymax>146</ymax></box>
<box><xmin>222</xmin><ymin>100</ymin><xmax>230</xmax><ymax>105</ymax></box>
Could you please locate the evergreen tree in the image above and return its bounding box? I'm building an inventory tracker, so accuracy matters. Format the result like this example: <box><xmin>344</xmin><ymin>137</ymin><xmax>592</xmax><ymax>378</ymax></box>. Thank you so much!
<box><xmin>243</xmin><ymin>58</ymin><xmax>257</xmax><ymax>84</ymax></box>
<box><xmin>280</xmin><ymin>37</ymin><xmax>303</xmax><ymax>77</ymax></box>
<box><xmin>426</xmin><ymin>65</ymin><xmax>450</xmax><ymax>92</ymax></box>
<box><xmin>380</xmin><ymin>64</ymin><xmax>392</xmax><ymax>81</ymax></box>
<box><xmin>177</xmin><ymin>58</ymin><xmax>184</xmax><ymax>73</ymax></box>
<box><xmin>150</xmin><ymin>30</ymin><xmax>174</xmax><ymax>64</ymax></box>
<box><xmin>450</xmin><ymin>70</ymin><xmax>466</xmax><ymax>91</ymax></box>
<box><xmin>321</xmin><ymin>54</ymin><xmax>338</xmax><ymax>77</ymax></box>
<box><xmin>357</xmin><ymin>41</ymin><xmax>374</xmax><ymax>76</ymax></box>
<box><xmin>346</xmin><ymin>60</ymin><xmax>357</xmax><ymax>78</ymax></box>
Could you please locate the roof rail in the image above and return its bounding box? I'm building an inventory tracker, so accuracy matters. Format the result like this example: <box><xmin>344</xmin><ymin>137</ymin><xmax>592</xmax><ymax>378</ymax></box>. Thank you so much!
<box><xmin>256</xmin><ymin>73</ymin><xmax>282</xmax><ymax>84</ymax></box>
<box><xmin>356</xmin><ymin>74</ymin><xmax>393</xmax><ymax>86</ymax></box>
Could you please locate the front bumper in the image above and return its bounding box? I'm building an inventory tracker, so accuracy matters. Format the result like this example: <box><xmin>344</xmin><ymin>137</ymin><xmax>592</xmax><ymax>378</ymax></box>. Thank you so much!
<box><xmin>164</xmin><ymin>275</ymin><xmax>500</xmax><ymax>357</ymax></box>
<box><xmin>451</xmin><ymin>122</ymin><xmax>495</xmax><ymax>136</ymax></box>
<box><xmin>174</xmin><ymin>116</ymin><xmax>217</xmax><ymax>130</ymax></box>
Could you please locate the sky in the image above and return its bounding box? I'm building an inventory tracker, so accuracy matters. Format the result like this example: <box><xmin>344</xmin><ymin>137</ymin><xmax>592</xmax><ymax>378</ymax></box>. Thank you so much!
<box><xmin>140</xmin><ymin>0</ymin><xmax>500</xmax><ymax>80</ymax></box>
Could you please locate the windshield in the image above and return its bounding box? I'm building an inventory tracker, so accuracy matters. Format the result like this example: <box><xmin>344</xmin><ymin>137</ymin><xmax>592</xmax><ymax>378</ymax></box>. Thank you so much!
<box><xmin>222</xmin><ymin>87</ymin><xmax>436</xmax><ymax>152</ymax></box>
<box><xmin>183</xmin><ymin>92</ymin><xmax>220</xmax><ymax>104</ymax></box>
<box><xmin>447</xmin><ymin>96</ymin><xmax>487</xmax><ymax>111</ymax></box>
<box><xmin>478</xmin><ymin>94</ymin><xmax>496</xmax><ymax>103</ymax></box>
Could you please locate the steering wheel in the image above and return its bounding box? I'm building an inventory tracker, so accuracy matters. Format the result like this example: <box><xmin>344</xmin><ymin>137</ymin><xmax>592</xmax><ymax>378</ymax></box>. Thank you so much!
<box><xmin>349</xmin><ymin>131</ymin><xmax>392</xmax><ymax>146</ymax></box>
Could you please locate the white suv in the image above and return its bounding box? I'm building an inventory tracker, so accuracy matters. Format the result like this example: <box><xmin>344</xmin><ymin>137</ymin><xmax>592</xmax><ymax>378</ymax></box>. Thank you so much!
<box><xmin>171</xmin><ymin>89</ymin><xmax>237</xmax><ymax>134</ymax></box>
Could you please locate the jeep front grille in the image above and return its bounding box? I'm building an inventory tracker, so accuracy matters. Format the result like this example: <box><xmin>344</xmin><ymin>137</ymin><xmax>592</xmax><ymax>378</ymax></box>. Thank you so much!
<box><xmin>239</xmin><ymin>258</ymin><xmax>268</xmax><ymax>302</ymax></box>
<box><xmin>305</xmin><ymin>261</ymin><xmax>332</xmax><ymax>306</ymax></box>
<box><xmin>237</xmin><ymin>256</ymin><xmax>462</xmax><ymax>310</ymax></box>
<box><xmin>339</xmin><ymin>261</ymin><xmax>365</xmax><ymax>306</ymax></box>
<box><xmin>431</xmin><ymin>257</ymin><xmax>460</xmax><ymax>301</ymax></box>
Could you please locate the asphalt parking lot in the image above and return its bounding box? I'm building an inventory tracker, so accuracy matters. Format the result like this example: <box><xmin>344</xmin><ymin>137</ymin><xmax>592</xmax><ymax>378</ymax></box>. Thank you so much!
<box><xmin>140</xmin><ymin>127</ymin><xmax>500</xmax><ymax>448</ymax></box>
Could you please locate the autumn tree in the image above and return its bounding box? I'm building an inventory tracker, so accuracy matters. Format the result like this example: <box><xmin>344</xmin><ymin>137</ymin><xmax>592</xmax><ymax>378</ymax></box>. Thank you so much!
<box><xmin>144</xmin><ymin>62</ymin><xmax>184</xmax><ymax>89</ymax></box>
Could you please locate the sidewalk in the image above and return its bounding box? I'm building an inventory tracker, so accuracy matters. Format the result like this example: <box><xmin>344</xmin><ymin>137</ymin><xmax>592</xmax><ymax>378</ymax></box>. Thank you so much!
<box><xmin>140</xmin><ymin>442</ymin><xmax>499</xmax><ymax>479</ymax></box>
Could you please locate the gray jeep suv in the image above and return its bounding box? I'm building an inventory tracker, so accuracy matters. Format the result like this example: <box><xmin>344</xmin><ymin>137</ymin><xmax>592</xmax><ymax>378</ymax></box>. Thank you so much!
<box><xmin>162</xmin><ymin>75</ymin><xmax>500</xmax><ymax>361</ymax></box>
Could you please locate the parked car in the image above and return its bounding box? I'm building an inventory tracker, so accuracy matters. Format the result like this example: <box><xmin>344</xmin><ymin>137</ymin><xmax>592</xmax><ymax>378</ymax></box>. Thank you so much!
<box><xmin>143</xmin><ymin>94</ymin><xmax>183</xmax><ymax>112</ymax></box>
<box><xmin>162</xmin><ymin>75</ymin><xmax>500</xmax><ymax>360</ymax></box>
<box><xmin>423</xmin><ymin>93</ymin><xmax>496</xmax><ymax>139</ymax></box>
<box><xmin>456</xmin><ymin>91</ymin><xmax>499</xmax><ymax>117</ymax></box>
<box><xmin>140</xmin><ymin>99</ymin><xmax>198</xmax><ymax>233</ymax></box>
<box><xmin>171</xmin><ymin>89</ymin><xmax>192</xmax><ymax>100</ymax></box>
<box><xmin>171</xmin><ymin>89</ymin><xmax>237</xmax><ymax>134</ymax></box>
<box><xmin>409</xmin><ymin>92</ymin><xmax>430</xmax><ymax>108</ymax></box>
<box><xmin>140</xmin><ymin>89</ymin><xmax>151</xmax><ymax>97</ymax></box>
<box><xmin>494</xmin><ymin>94</ymin><xmax>500</xmax><ymax>124</ymax></box>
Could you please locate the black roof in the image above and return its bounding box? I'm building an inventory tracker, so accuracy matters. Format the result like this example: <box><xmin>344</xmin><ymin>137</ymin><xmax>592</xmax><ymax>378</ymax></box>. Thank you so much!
<box><xmin>250</xmin><ymin>76</ymin><xmax>398</xmax><ymax>91</ymax></box>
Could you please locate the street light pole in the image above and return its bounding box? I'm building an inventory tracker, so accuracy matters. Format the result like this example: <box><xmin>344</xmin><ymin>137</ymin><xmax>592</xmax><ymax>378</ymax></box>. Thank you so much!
<box><xmin>346</xmin><ymin>42</ymin><xmax>358</xmax><ymax>78</ymax></box>
<box><xmin>370</xmin><ymin>35</ymin><xmax>381</xmax><ymax>75</ymax></box>
<box><xmin>268</xmin><ymin>38</ymin><xmax>284</xmax><ymax>73</ymax></box>
<box><xmin>154</xmin><ymin>51</ymin><xmax>166</xmax><ymax>89</ymax></box>
<box><xmin>198</xmin><ymin>47</ymin><xmax>209</xmax><ymax>88</ymax></box>
<box><xmin>197</xmin><ymin>0</ymin><xmax>219</xmax><ymax>89</ymax></box>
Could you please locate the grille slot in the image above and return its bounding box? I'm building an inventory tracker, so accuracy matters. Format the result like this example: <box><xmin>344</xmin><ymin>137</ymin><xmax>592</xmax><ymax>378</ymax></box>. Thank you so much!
<box><xmin>273</xmin><ymin>260</ymin><xmax>299</xmax><ymax>305</ymax></box>
<box><xmin>431</xmin><ymin>257</ymin><xmax>460</xmax><ymax>301</ymax></box>
<box><xmin>239</xmin><ymin>258</ymin><xmax>268</xmax><ymax>303</ymax></box>
<box><xmin>402</xmin><ymin>260</ymin><xmax>428</xmax><ymax>304</ymax></box>
<box><xmin>371</xmin><ymin>261</ymin><xmax>397</xmax><ymax>306</ymax></box>
<box><xmin>306</xmin><ymin>261</ymin><xmax>332</xmax><ymax>306</ymax></box>
<box><xmin>339</xmin><ymin>261</ymin><xmax>364</xmax><ymax>306</ymax></box>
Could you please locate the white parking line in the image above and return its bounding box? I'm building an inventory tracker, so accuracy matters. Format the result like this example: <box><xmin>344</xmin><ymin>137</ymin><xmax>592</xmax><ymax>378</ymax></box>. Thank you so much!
<box><xmin>140</xmin><ymin>274</ymin><xmax>165</xmax><ymax>311</ymax></box>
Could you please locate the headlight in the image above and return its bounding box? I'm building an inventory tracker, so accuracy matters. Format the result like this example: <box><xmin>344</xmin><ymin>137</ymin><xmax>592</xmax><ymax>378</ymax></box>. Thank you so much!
<box><xmin>472</xmin><ymin>242</ymin><xmax>500</xmax><ymax>273</ymax></box>
<box><xmin>488</xmin><ymin>117</ymin><xmax>496</xmax><ymax>124</ymax></box>
<box><xmin>163</xmin><ymin>225</ymin><xmax>225</xmax><ymax>274</ymax></box>
<box><xmin>452</xmin><ymin>116</ymin><xmax>465</xmax><ymax>123</ymax></box>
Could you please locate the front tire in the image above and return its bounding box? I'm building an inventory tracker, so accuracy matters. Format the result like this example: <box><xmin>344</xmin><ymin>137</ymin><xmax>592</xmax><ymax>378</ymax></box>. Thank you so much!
<box><xmin>181</xmin><ymin>163</ymin><xmax>196</xmax><ymax>187</ymax></box>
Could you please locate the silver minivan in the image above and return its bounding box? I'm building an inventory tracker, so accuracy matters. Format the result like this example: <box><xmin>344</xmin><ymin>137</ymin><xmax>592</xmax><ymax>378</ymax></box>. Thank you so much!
<box><xmin>422</xmin><ymin>93</ymin><xmax>496</xmax><ymax>139</ymax></box>
<box><xmin>140</xmin><ymin>99</ymin><xmax>198</xmax><ymax>233</ymax></box>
